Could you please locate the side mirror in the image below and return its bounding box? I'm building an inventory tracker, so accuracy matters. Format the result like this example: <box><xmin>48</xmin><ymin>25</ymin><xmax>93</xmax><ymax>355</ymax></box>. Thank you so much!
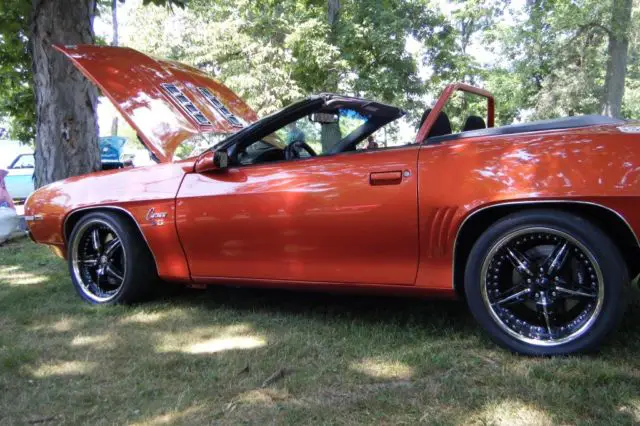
<box><xmin>194</xmin><ymin>150</ymin><xmax>229</xmax><ymax>173</ymax></box>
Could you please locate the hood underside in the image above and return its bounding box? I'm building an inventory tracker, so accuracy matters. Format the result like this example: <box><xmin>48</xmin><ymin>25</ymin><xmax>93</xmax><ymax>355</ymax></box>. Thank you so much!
<box><xmin>55</xmin><ymin>45</ymin><xmax>259</xmax><ymax>162</ymax></box>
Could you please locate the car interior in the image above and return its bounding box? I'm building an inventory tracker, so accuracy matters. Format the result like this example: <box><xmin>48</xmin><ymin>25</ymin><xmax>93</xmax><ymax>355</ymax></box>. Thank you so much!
<box><xmin>424</xmin><ymin>114</ymin><xmax>623</xmax><ymax>145</ymax></box>
<box><xmin>227</xmin><ymin>96</ymin><xmax>406</xmax><ymax>166</ymax></box>
<box><xmin>229</xmin><ymin>100</ymin><xmax>495</xmax><ymax>166</ymax></box>
<box><xmin>9</xmin><ymin>154</ymin><xmax>35</xmax><ymax>169</ymax></box>
<box><xmin>210</xmin><ymin>89</ymin><xmax>623</xmax><ymax>168</ymax></box>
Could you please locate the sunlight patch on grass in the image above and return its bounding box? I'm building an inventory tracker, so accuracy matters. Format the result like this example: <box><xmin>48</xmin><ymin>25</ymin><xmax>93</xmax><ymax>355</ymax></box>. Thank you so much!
<box><xmin>618</xmin><ymin>400</ymin><xmax>640</xmax><ymax>422</ymax></box>
<box><xmin>0</xmin><ymin>265</ymin><xmax>48</xmax><ymax>286</ymax></box>
<box><xmin>350</xmin><ymin>358</ymin><xmax>414</xmax><ymax>380</ymax></box>
<box><xmin>186</xmin><ymin>335</ymin><xmax>267</xmax><ymax>354</ymax></box>
<box><xmin>220</xmin><ymin>324</ymin><xmax>253</xmax><ymax>334</ymax></box>
<box><xmin>30</xmin><ymin>360</ymin><xmax>97</xmax><ymax>378</ymax></box>
<box><xmin>30</xmin><ymin>317</ymin><xmax>82</xmax><ymax>333</ymax></box>
<box><xmin>233</xmin><ymin>388</ymin><xmax>293</xmax><ymax>406</ymax></box>
<box><xmin>129</xmin><ymin>406</ymin><xmax>205</xmax><ymax>426</ymax></box>
<box><xmin>119</xmin><ymin>311</ymin><xmax>169</xmax><ymax>324</ymax></box>
<box><xmin>470</xmin><ymin>400</ymin><xmax>553</xmax><ymax>426</ymax></box>
<box><xmin>71</xmin><ymin>334</ymin><xmax>112</xmax><ymax>347</ymax></box>
<box><xmin>155</xmin><ymin>323</ymin><xmax>266</xmax><ymax>354</ymax></box>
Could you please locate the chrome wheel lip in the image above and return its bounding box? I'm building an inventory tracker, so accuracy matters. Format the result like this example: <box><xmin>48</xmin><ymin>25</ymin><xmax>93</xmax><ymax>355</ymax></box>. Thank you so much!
<box><xmin>480</xmin><ymin>226</ymin><xmax>605</xmax><ymax>347</ymax></box>
<box><xmin>71</xmin><ymin>219</ymin><xmax>127</xmax><ymax>303</ymax></box>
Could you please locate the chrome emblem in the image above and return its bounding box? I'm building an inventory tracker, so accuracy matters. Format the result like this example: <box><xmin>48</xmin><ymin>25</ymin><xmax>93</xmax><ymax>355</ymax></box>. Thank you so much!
<box><xmin>145</xmin><ymin>208</ymin><xmax>168</xmax><ymax>225</ymax></box>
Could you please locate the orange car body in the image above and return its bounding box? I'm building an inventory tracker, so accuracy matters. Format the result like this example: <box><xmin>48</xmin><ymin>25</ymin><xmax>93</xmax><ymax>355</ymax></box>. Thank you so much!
<box><xmin>25</xmin><ymin>45</ymin><xmax>640</xmax><ymax>298</ymax></box>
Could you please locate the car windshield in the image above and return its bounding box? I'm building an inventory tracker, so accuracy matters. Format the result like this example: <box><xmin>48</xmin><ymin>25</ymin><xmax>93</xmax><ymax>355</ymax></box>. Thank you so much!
<box><xmin>206</xmin><ymin>95</ymin><xmax>405</xmax><ymax>156</ymax></box>
<box><xmin>178</xmin><ymin>132</ymin><xmax>233</xmax><ymax>159</ymax></box>
<box><xmin>206</xmin><ymin>97</ymin><xmax>325</xmax><ymax>152</ymax></box>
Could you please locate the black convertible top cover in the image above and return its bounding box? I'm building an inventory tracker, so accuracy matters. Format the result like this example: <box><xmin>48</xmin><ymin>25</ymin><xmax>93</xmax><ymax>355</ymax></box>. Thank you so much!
<box><xmin>427</xmin><ymin>114</ymin><xmax>625</xmax><ymax>145</ymax></box>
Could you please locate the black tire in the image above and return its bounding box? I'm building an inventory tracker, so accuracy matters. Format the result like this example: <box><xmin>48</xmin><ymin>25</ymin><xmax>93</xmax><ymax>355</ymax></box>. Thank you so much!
<box><xmin>464</xmin><ymin>209</ymin><xmax>629</xmax><ymax>355</ymax></box>
<box><xmin>67</xmin><ymin>211</ymin><xmax>157</xmax><ymax>305</ymax></box>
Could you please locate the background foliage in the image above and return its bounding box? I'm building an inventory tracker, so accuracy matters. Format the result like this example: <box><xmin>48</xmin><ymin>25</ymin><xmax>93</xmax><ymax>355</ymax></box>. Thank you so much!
<box><xmin>1</xmin><ymin>0</ymin><xmax>640</xmax><ymax>143</ymax></box>
<box><xmin>0</xmin><ymin>0</ymin><xmax>34</xmax><ymax>142</ymax></box>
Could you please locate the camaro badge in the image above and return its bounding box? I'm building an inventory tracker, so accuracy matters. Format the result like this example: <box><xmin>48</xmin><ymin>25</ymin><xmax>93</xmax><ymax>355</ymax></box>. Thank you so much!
<box><xmin>145</xmin><ymin>208</ymin><xmax>168</xmax><ymax>225</ymax></box>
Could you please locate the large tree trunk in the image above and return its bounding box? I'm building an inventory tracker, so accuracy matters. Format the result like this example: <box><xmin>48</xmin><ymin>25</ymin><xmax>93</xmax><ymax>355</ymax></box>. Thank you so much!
<box><xmin>30</xmin><ymin>0</ymin><xmax>100</xmax><ymax>188</ymax></box>
<box><xmin>110</xmin><ymin>0</ymin><xmax>119</xmax><ymax>136</ymax></box>
<box><xmin>601</xmin><ymin>0</ymin><xmax>632</xmax><ymax>118</ymax></box>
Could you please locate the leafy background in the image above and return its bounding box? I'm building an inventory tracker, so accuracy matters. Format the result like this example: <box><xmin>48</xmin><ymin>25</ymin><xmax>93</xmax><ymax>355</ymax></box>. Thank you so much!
<box><xmin>1</xmin><ymin>0</ymin><xmax>640</xmax><ymax>144</ymax></box>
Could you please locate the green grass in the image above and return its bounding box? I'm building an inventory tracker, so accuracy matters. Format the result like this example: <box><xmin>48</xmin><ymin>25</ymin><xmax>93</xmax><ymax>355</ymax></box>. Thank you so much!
<box><xmin>1</xmin><ymin>238</ymin><xmax>639</xmax><ymax>425</ymax></box>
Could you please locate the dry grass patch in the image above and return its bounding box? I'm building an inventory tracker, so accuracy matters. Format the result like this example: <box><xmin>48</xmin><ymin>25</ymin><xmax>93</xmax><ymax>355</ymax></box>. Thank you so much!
<box><xmin>1</xmin><ymin>238</ymin><xmax>639</xmax><ymax>425</ymax></box>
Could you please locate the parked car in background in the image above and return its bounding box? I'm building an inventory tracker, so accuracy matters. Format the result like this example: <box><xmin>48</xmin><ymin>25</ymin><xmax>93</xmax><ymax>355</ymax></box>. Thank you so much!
<box><xmin>99</xmin><ymin>136</ymin><xmax>134</xmax><ymax>170</ymax></box>
<box><xmin>4</xmin><ymin>137</ymin><xmax>135</xmax><ymax>200</ymax></box>
<box><xmin>0</xmin><ymin>167</ymin><xmax>20</xmax><ymax>243</ymax></box>
<box><xmin>5</xmin><ymin>153</ymin><xmax>35</xmax><ymax>201</ymax></box>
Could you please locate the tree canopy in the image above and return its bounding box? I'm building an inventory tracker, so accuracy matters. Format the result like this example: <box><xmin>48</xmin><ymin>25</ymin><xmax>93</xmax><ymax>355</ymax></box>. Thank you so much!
<box><xmin>1</xmin><ymin>0</ymin><xmax>639</xmax><ymax>144</ymax></box>
<box><xmin>0</xmin><ymin>0</ymin><xmax>34</xmax><ymax>142</ymax></box>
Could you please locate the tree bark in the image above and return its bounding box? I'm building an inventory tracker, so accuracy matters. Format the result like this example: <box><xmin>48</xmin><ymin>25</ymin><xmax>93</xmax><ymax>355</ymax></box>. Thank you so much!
<box><xmin>111</xmin><ymin>0</ymin><xmax>119</xmax><ymax>136</ymax></box>
<box><xmin>601</xmin><ymin>0</ymin><xmax>632</xmax><ymax>118</ymax></box>
<box><xmin>321</xmin><ymin>0</ymin><xmax>341</xmax><ymax>152</ymax></box>
<box><xmin>30</xmin><ymin>0</ymin><xmax>100</xmax><ymax>188</ymax></box>
<box><xmin>328</xmin><ymin>0</ymin><xmax>340</xmax><ymax>27</ymax></box>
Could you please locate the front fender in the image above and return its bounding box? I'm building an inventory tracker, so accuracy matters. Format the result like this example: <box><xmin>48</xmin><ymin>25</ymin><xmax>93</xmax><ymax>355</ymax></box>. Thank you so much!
<box><xmin>25</xmin><ymin>161</ymin><xmax>192</xmax><ymax>281</ymax></box>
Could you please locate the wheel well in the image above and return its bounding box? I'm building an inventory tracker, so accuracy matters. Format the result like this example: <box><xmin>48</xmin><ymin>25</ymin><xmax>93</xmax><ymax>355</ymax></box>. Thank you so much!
<box><xmin>453</xmin><ymin>202</ymin><xmax>640</xmax><ymax>295</ymax></box>
<box><xmin>64</xmin><ymin>208</ymin><xmax>152</xmax><ymax>259</ymax></box>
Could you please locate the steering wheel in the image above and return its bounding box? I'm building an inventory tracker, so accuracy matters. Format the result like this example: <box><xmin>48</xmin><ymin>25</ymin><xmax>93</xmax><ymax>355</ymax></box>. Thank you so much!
<box><xmin>284</xmin><ymin>140</ymin><xmax>317</xmax><ymax>160</ymax></box>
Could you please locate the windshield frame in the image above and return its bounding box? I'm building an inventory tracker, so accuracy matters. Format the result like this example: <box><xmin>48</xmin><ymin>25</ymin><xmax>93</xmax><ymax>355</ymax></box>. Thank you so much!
<box><xmin>206</xmin><ymin>94</ymin><xmax>406</xmax><ymax>154</ymax></box>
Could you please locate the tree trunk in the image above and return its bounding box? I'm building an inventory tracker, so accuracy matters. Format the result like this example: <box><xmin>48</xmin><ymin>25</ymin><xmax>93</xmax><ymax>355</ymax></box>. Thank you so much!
<box><xmin>111</xmin><ymin>0</ymin><xmax>119</xmax><ymax>136</ymax></box>
<box><xmin>601</xmin><ymin>0</ymin><xmax>632</xmax><ymax>118</ymax></box>
<box><xmin>321</xmin><ymin>0</ymin><xmax>341</xmax><ymax>152</ymax></box>
<box><xmin>328</xmin><ymin>0</ymin><xmax>340</xmax><ymax>27</ymax></box>
<box><xmin>320</xmin><ymin>123</ymin><xmax>342</xmax><ymax>153</ymax></box>
<box><xmin>30</xmin><ymin>0</ymin><xmax>100</xmax><ymax>188</ymax></box>
<box><xmin>111</xmin><ymin>0</ymin><xmax>119</xmax><ymax>46</ymax></box>
<box><xmin>111</xmin><ymin>116</ymin><xmax>118</xmax><ymax>137</ymax></box>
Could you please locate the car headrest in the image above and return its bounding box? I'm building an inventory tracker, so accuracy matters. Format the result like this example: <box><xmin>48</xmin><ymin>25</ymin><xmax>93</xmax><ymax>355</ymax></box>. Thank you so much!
<box><xmin>463</xmin><ymin>115</ymin><xmax>486</xmax><ymax>132</ymax></box>
<box><xmin>419</xmin><ymin>108</ymin><xmax>452</xmax><ymax>141</ymax></box>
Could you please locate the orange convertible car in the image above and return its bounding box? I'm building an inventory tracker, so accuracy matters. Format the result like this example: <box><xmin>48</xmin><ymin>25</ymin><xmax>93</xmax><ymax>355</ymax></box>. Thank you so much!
<box><xmin>25</xmin><ymin>45</ymin><xmax>640</xmax><ymax>355</ymax></box>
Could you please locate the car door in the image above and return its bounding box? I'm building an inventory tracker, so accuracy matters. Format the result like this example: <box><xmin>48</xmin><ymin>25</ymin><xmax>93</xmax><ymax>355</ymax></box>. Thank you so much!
<box><xmin>176</xmin><ymin>146</ymin><xmax>420</xmax><ymax>285</ymax></box>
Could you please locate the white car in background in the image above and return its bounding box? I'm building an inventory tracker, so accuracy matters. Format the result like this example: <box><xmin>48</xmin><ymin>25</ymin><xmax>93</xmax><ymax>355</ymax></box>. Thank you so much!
<box><xmin>0</xmin><ymin>137</ymin><xmax>154</xmax><ymax>201</ymax></box>
<box><xmin>4</xmin><ymin>153</ymin><xmax>35</xmax><ymax>200</ymax></box>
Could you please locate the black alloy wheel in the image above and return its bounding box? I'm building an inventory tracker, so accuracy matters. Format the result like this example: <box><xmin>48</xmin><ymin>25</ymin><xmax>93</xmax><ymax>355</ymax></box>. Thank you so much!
<box><xmin>68</xmin><ymin>211</ymin><xmax>156</xmax><ymax>304</ymax></box>
<box><xmin>465</xmin><ymin>209</ymin><xmax>629</xmax><ymax>355</ymax></box>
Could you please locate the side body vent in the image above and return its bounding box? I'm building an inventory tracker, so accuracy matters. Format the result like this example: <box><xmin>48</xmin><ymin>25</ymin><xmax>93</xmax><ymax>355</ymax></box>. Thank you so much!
<box><xmin>426</xmin><ymin>206</ymin><xmax>458</xmax><ymax>258</ymax></box>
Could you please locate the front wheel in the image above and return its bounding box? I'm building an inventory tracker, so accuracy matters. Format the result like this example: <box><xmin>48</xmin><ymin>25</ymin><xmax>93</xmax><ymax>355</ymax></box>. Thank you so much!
<box><xmin>68</xmin><ymin>211</ymin><xmax>157</xmax><ymax>304</ymax></box>
<box><xmin>465</xmin><ymin>209</ymin><xmax>629</xmax><ymax>355</ymax></box>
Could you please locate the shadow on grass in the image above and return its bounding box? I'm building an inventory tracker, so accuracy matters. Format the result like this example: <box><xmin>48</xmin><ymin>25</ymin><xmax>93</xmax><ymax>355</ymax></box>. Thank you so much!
<box><xmin>1</xmin><ymin>238</ymin><xmax>640</xmax><ymax>425</ymax></box>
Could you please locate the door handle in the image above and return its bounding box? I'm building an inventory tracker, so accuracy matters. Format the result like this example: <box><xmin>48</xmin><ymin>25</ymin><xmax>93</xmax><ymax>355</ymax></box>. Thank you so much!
<box><xmin>370</xmin><ymin>171</ymin><xmax>403</xmax><ymax>186</ymax></box>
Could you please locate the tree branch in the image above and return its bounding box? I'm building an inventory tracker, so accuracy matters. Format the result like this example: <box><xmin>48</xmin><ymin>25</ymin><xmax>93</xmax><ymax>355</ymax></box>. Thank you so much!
<box><xmin>576</xmin><ymin>22</ymin><xmax>612</xmax><ymax>38</ymax></box>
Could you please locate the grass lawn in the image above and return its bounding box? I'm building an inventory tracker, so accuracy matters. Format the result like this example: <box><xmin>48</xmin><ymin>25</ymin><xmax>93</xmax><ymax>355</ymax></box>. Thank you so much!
<box><xmin>1</xmin><ymin>238</ymin><xmax>639</xmax><ymax>425</ymax></box>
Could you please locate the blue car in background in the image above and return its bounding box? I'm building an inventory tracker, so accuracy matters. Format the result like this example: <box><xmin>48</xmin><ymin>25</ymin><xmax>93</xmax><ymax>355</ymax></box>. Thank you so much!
<box><xmin>4</xmin><ymin>136</ymin><xmax>132</xmax><ymax>200</ymax></box>
<box><xmin>99</xmin><ymin>136</ymin><xmax>133</xmax><ymax>170</ymax></box>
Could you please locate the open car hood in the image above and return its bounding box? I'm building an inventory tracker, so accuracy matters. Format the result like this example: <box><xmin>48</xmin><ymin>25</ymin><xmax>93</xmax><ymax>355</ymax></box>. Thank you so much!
<box><xmin>55</xmin><ymin>45</ymin><xmax>259</xmax><ymax>162</ymax></box>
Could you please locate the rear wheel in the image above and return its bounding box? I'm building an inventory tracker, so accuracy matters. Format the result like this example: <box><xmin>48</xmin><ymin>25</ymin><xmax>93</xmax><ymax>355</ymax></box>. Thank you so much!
<box><xmin>465</xmin><ymin>209</ymin><xmax>629</xmax><ymax>355</ymax></box>
<box><xmin>68</xmin><ymin>211</ymin><xmax>156</xmax><ymax>304</ymax></box>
